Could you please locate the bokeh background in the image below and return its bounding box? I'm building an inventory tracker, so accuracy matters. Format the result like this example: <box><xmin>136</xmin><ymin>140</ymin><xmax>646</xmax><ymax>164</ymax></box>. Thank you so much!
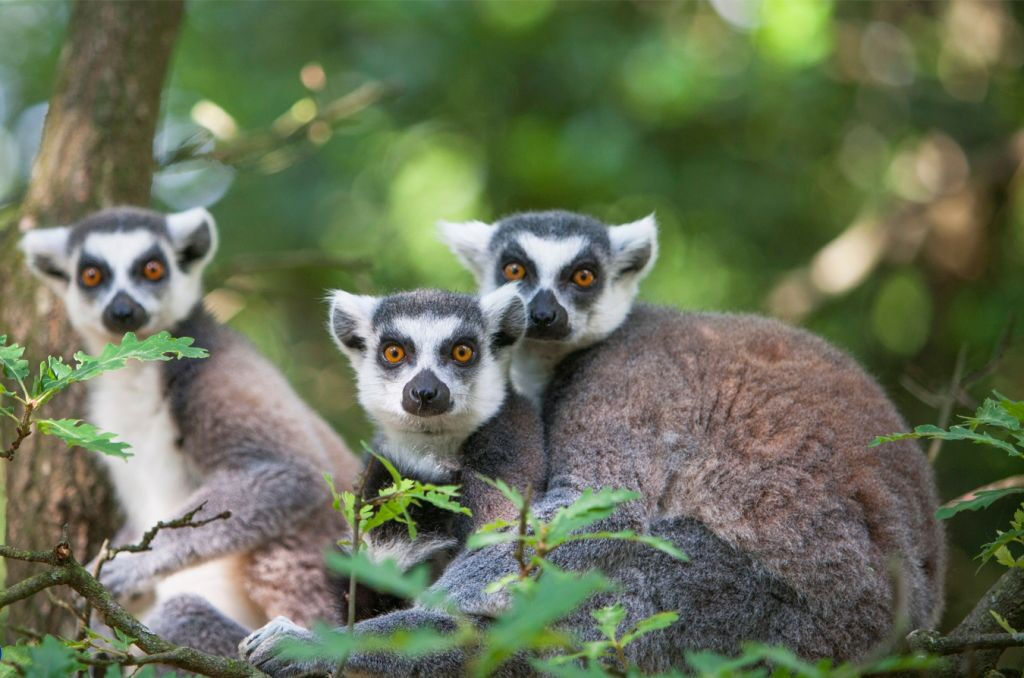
<box><xmin>1</xmin><ymin>0</ymin><xmax>1022</xmax><ymax>630</ymax></box>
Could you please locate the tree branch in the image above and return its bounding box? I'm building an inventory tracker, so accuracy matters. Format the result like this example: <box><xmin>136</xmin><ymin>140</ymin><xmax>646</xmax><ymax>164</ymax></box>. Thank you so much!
<box><xmin>0</xmin><ymin>530</ymin><xmax>263</xmax><ymax>677</ymax></box>
<box><xmin>907</xmin><ymin>629</ymin><xmax>1024</xmax><ymax>654</ymax></box>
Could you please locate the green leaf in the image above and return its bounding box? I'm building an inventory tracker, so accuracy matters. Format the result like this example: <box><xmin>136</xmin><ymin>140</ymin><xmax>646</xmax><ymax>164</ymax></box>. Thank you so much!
<box><xmin>24</xmin><ymin>635</ymin><xmax>83</xmax><ymax>678</ymax></box>
<box><xmin>35</xmin><ymin>332</ymin><xmax>208</xmax><ymax>398</ymax></box>
<box><xmin>872</xmin><ymin>424</ymin><xmax>1020</xmax><ymax>458</ymax></box>
<box><xmin>529</xmin><ymin>659</ymin><xmax>614</xmax><ymax>678</ymax></box>
<box><xmin>0</xmin><ymin>336</ymin><xmax>29</xmax><ymax>382</ymax></box>
<box><xmin>991</xmin><ymin>609</ymin><xmax>1019</xmax><ymax>634</ymax></box>
<box><xmin>962</xmin><ymin>397</ymin><xmax>1021</xmax><ymax>431</ymax></box>
<box><xmin>466</xmin><ymin>529</ymin><xmax>520</xmax><ymax>551</ymax></box>
<box><xmin>35</xmin><ymin>419</ymin><xmax>131</xmax><ymax>458</ymax></box>
<box><xmin>325</xmin><ymin>549</ymin><xmax>429</xmax><ymax>599</ymax></box>
<box><xmin>621</xmin><ymin>611</ymin><xmax>679</xmax><ymax>646</ymax></box>
<box><xmin>367</xmin><ymin>445</ymin><xmax>402</xmax><ymax>485</ymax></box>
<box><xmin>473</xmin><ymin>565</ymin><xmax>612</xmax><ymax>677</ymax></box>
<box><xmin>546</xmin><ymin>488</ymin><xmax>642</xmax><ymax>543</ymax></box>
<box><xmin>592</xmin><ymin>604</ymin><xmax>626</xmax><ymax>642</ymax></box>
<box><xmin>979</xmin><ymin>526</ymin><xmax>1024</xmax><ymax>565</ymax></box>
<box><xmin>279</xmin><ymin>622</ymin><xmax>464</xmax><ymax>664</ymax></box>
<box><xmin>111</xmin><ymin>628</ymin><xmax>137</xmax><ymax>653</ymax></box>
<box><xmin>937</xmin><ymin>488</ymin><xmax>1024</xmax><ymax>520</ymax></box>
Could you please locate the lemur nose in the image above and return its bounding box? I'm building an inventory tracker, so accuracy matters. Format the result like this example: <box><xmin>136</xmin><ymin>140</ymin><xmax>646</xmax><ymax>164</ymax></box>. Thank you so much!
<box><xmin>411</xmin><ymin>386</ymin><xmax>437</xmax><ymax>402</ymax></box>
<box><xmin>531</xmin><ymin>308</ymin><xmax>556</xmax><ymax>326</ymax></box>
<box><xmin>102</xmin><ymin>291</ymin><xmax>149</xmax><ymax>334</ymax></box>
<box><xmin>402</xmin><ymin>369</ymin><xmax>452</xmax><ymax>417</ymax></box>
<box><xmin>526</xmin><ymin>289</ymin><xmax>570</xmax><ymax>340</ymax></box>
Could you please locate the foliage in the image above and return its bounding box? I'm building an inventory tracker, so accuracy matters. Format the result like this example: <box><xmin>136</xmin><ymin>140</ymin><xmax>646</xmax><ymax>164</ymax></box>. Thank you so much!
<box><xmin>875</xmin><ymin>392</ymin><xmax>1024</xmax><ymax>568</ymax></box>
<box><xmin>0</xmin><ymin>332</ymin><xmax>207</xmax><ymax>459</ymax></box>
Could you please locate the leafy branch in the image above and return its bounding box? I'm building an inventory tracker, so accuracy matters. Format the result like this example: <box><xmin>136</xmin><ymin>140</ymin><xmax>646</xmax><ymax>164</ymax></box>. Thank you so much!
<box><xmin>0</xmin><ymin>332</ymin><xmax>207</xmax><ymax>460</ymax></box>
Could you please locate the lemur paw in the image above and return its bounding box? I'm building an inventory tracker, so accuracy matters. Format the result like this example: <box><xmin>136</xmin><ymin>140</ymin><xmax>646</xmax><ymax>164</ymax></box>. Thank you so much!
<box><xmin>96</xmin><ymin>552</ymin><xmax>158</xmax><ymax>600</ymax></box>
<box><xmin>240</xmin><ymin>616</ymin><xmax>335</xmax><ymax>677</ymax></box>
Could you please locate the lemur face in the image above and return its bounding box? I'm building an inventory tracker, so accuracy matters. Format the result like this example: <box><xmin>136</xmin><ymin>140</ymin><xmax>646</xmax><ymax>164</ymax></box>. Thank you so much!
<box><xmin>439</xmin><ymin>210</ymin><xmax>657</xmax><ymax>352</ymax></box>
<box><xmin>328</xmin><ymin>287</ymin><xmax>526</xmax><ymax>439</ymax></box>
<box><xmin>20</xmin><ymin>207</ymin><xmax>217</xmax><ymax>347</ymax></box>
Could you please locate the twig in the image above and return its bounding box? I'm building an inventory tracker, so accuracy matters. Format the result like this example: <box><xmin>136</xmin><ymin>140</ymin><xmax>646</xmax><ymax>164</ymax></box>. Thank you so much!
<box><xmin>907</xmin><ymin>629</ymin><xmax>1024</xmax><ymax>654</ymax></box>
<box><xmin>109</xmin><ymin>501</ymin><xmax>231</xmax><ymax>557</ymax></box>
<box><xmin>0</xmin><ymin>529</ymin><xmax>260</xmax><ymax>676</ymax></box>
<box><xmin>1</xmin><ymin>401</ymin><xmax>35</xmax><ymax>460</ymax></box>
<box><xmin>942</xmin><ymin>475</ymin><xmax>1024</xmax><ymax>512</ymax></box>
<box><xmin>928</xmin><ymin>345</ymin><xmax>968</xmax><ymax>464</ymax></box>
<box><xmin>514</xmin><ymin>486</ymin><xmax>533</xmax><ymax>580</ymax></box>
<box><xmin>348</xmin><ymin>456</ymin><xmax>378</xmax><ymax>633</ymax></box>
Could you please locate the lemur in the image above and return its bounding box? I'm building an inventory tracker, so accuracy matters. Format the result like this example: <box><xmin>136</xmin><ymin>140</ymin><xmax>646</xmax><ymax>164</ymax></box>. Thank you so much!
<box><xmin>241</xmin><ymin>286</ymin><xmax>548</xmax><ymax>676</ymax></box>
<box><xmin>431</xmin><ymin>210</ymin><xmax>946</xmax><ymax>663</ymax></box>
<box><xmin>20</xmin><ymin>207</ymin><xmax>362</xmax><ymax>657</ymax></box>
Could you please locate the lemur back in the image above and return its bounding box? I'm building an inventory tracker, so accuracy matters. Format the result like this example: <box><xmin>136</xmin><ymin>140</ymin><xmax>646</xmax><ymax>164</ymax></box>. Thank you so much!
<box><xmin>540</xmin><ymin>306</ymin><xmax>943</xmax><ymax>659</ymax></box>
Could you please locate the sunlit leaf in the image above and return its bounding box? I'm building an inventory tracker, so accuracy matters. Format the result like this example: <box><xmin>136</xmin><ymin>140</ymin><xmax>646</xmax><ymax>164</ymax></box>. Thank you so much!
<box><xmin>35</xmin><ymin>419</ymin><xmax>131</xmax><ymax>458</ymax></box>
<box><xmin>621</xmin><ymin>611</ymin><xmax>678</xmax><ymax>646</ymax></box>
<box><xmin>872</xmin><ymin>424</ymin><xmax>1019</xmax><ymax>458</ymax></box>
<box><xmin>991</xmin><ymin>609</ymin><xmax>1018</xmax><ymax>634</ymax></box>
<box><xmin>592</xmin><ymin>604</ymin><xmax>625</xmax><ymax>642</ymax></box>
<box><xmin>546</xmin><ymin>488</ymin><xmax>641</xmax><ymax>542</ymax></box>
<box><xmin>0</xmin><ymin>336</ymin><xmax>29</xmax><ymax>382</ymax></box>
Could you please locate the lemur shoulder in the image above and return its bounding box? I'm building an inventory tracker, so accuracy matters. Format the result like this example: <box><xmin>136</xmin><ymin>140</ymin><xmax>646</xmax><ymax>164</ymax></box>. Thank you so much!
<box><xmin>21</xmin><ymin>207</ymin><xmax>361</xmax><ymax>657</ymax></box>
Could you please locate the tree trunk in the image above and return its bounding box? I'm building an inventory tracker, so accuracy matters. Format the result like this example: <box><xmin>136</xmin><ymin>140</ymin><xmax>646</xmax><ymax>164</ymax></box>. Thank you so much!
<box><xmin>0</xmin><ymin>0</ymin><xmax>184</xmax><ymax>637</ymax></box>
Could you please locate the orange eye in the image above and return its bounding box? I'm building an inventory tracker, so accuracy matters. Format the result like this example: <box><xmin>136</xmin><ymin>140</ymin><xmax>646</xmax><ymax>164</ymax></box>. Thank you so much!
<box><xmin>452</xmin><ymin>344</ymin><xmax>474</xmax><ymax>364</ymax></box>
<box><xmin>572</xmin><ymin>268</ymin><xmax>596</xmax><ymax>288</ymax></box>
<box><xmin>143</xmin><ymin>259</ymin><xmax>166</xmax><ymax>282</ymax></box>
<box><xmin>503</xmin><ymin>262</ymin><xmax>526</xmax><ymax>281</ymax></box>
<box><xmin>382</xmin><ymin>343</ymin><xmax>406</xmax><ymax>364</ymax></box>
<box><xmin>80</xmin><ymin>266</ymin><xmax>103</xmax><ymax>288</ymax></box>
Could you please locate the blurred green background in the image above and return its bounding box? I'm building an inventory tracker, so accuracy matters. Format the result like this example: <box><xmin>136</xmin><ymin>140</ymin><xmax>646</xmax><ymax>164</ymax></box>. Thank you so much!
<box><xmin>1</xmin><ymin>0</ymin><xmax>1022</xmax><ymax>630</ymax></box>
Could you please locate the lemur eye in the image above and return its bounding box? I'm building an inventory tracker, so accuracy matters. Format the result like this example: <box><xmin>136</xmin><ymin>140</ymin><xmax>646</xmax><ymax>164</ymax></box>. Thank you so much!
<box><xmin>572</xmin><ymin>268</ymin><xmax>596</xmax><ymax>288</ymax></box>
<box><xmin>142</xmin><ymin>259</ymin><xmax>166</xmax><ymax>282</ymax></box>
<box><xmin>452</xmin><ymin>344</ymin><xmax>474</xmax><ymax>364</ymax></box>
<box><xmin>80</xmin><ymin>266</ymin><xmax>103</xmax><ymax>288</ymax></box>
<box><xmin>503</xmin><ymin>262</ymin><xmax>526</xmax><ymax>281</ymax></box>
<box><xmin>382</xmin><ymin>343</ymin><xmax>406</xmax><ymax>364</ymax></box>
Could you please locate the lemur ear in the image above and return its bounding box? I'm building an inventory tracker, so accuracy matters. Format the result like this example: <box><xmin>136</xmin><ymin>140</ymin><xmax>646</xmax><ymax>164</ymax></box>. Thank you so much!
<box><xmin>19</xmin><ymin>226</ymin><xmax>72</xmax><ymax>292</ymax></box>
<box><xmin>167</xmin><ymin>208</ymin><xmax>218</xmax><ymax>272</ymax></box>
<box><xmin>608</xmin><ymin>213</ymin><xmax>658</xmax><ymax>281</ymax></box>
<box><xmin>481</xmin><ymin>284</ymin><xmax>527</xmax><ymax>353</ymax></box>
<box><xmin>437</xmin><ymin>220</ymin><xmax>496</xmax><ymax>284</ymax></box>
<box><xmin>327</xmin><ymin>290</ymin><xmax>378</xmax><ymax>362</ymax></box>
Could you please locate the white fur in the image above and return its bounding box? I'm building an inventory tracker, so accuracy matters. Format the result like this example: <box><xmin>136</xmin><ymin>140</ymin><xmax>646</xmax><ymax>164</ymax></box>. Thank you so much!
<box><xmin>166</xmin><ymin>207</ymin><xmax>218</xmax><ymax>270</ymax></box>
<box><xmin>326</xmin><ymin>291</ymin><xmax>378</xmax><ymax>364</ymax></box>
<box><xmin>18</xmin><ymin>226</ymin><xmax>72</xmax><ymax>293</ymax></box>
<box><xmin>91</xmin><ymin>362</ymin><xmax>263</xmax><ymax>629</ymax></box>
<box><xmin>365</xmin><ymin>535</ymin><xmax>458</xmax><ymax>571</ymax></box>
<box><xmin>442</xmin><ymin>215</ymin><xmax>658</xmax><ymax>400</ymax></box>
<box><xmin>21</xmin><ymin>223</ymin><xmax>212</xmax><ymax>351</ymax></box>
<box><xmin>437</xmin><ymin>220</ymin><xmax>496</xmax><ymax>285</ymax></box>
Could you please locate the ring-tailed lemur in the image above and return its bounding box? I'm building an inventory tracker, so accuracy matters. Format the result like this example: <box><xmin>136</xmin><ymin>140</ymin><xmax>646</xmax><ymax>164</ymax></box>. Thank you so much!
<box><xmin>20</xmin><ymin>207</ymin><xmax>362</xmax><ymax>657</ymax></box>
<box><xmin>240</xmin><ymin>287</ymin><xmax>548</xmax><ymax>676</ymax></box>
<box><xmin>428</xmin><ymin>210</ymin><xmax>945</xmax><ymax>664</ymax></box>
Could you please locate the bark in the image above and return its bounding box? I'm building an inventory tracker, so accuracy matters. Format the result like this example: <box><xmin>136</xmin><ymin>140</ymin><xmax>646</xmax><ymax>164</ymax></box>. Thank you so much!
<box><xmin>0</xmin><ymin>0</ymin><xmax>184</xmax><ymax>637</ymax></box>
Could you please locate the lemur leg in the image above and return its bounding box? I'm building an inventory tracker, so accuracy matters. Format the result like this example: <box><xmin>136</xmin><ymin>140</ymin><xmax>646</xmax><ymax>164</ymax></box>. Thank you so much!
<box><xmin>147</xmin><ymin>594</ymin><xmax>249</xmax><ymax>658</ymax></box>
<box><xmin>246</xmin><ymin>508</ymin><xmax>345</xmax><ymax>627</ymax></box>
<box><xmin>98</xmin><ymin>462</ymin><xmax>328</xmax><ymax>600</ymax></box>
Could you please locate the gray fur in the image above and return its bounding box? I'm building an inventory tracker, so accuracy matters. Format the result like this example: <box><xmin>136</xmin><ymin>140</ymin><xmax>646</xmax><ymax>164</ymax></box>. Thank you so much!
<box><xmin>21</xmin><ymin>207</ymin><xmax>362</xmax><ymax>658</ymax></box>
<box><xmin>280</xmin><ymin>308</ymin><xmax>943</xmax><ymax>674</ymax></box>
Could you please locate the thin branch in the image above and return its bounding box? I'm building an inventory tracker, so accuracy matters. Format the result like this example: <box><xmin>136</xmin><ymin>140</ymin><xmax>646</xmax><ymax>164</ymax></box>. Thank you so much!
<box><xmin>1</xmin><ymin>401</ymin><xmax>35</xmax><ymax>460</ymax></box>
<box><xmin>907</xmin><ymin>629</ymin><xmax>1024</xmax><ymax>654</ymax></box>
<box><xmin>348</xmin><ymin>456</ymin><xmax>377</xmax><ymax>633</ymax></box>
<box><xmin>0</xmin><ymin>532</ymin><xmax>262</xmax><ymax>677</ymax></box>
<box><xmin>514</xmin><ymin>486</ymin><xmax>533</xmax><ymax>580</ymax></box>
<box><xmin>110</xmin><ymin>501</ymin><xmax>231</xmax><ymax>556</ymax></box>
<box><xmin>928</xmin><ymin>345</ymin><xmax>968</xmax><ymax>464</ymax></box>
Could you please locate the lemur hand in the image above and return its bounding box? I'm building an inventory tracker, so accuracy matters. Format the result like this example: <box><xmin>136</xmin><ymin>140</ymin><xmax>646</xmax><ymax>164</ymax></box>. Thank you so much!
<box><xmin>96</xmin><ymin>551</ymin><xmax>160</xmax><ymax>600</ymax></box>
<box><xmin>240</xmin><ymin>616</ymin><xmax>335</xmax><ymax>677</ymax></box>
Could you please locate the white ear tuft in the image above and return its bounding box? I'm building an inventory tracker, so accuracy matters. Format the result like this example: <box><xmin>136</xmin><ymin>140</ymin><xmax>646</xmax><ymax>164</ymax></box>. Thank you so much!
<box><xmin>608</xmin><ymin>213</ymin><xmax>658</xmax><ymax>281</ymax></box>
<box><xmin>19</xmin><ymin>226</ymin><xmax>72</xmax><ymax>291</ymax></box>
<box><xmin>167</xmin><ymin>208</ymin><xmax>218</xmax><ymax>271</ymax></box>
<box><xmin>480</xmin><ymin>284</ymin><xmax>526</xmax><ymax>352</ymax></box>
<box><xmin>437</xmin><ymin>220</ymin><xmax>496</xmax><ymax>284</ymax></box>
<box><xmin>327</xmin><ymin>290</ymin><xmax>378</xmax><ymax>362</ymax></box>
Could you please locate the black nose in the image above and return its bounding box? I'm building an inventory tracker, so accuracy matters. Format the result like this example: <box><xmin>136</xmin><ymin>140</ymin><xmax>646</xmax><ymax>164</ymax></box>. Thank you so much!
<box><xmin>402</xmin><ymin>369</ymin><xmax>452</xmax><ymax>417</ymax></box>
<box><xmin>102</xmin><ymin>292</ymin><xmax>149</xmax><ymax>334</ymax></box>
<box><xmin>526</xmin><ymin>289</ymin><xmax>570</xmax><ymax>340</ymax></box>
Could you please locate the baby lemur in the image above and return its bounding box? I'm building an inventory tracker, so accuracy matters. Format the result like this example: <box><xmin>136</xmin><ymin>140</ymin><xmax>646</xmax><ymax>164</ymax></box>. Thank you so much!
<box><xmin>241</xmin><ymin>286</ymin><xmax>546</xmax><ymax>676</ymax></box>
<box><xmin>243</xmin><ymin>211</ymin><xmax>944</xmax><ymax>675</ymax></box>
<box><xmin>21</xmin><ymin>207</ymin><xmax>362</xmax><ymax>657</ymax></box>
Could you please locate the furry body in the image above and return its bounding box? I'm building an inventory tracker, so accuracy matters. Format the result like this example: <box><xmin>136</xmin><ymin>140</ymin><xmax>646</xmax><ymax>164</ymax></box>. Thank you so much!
<box><xmin>20</xmin><ymin>207</ymin><xmax>362</xmax><ymax>656</ymax></box>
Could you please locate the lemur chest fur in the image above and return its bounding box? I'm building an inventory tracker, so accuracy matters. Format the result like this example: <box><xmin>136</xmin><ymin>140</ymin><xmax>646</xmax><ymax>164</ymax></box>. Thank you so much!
<box><xmin>88</xmin><ymin>362</ymin><xmax>194</xmax><ymax>534</ymax></box>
